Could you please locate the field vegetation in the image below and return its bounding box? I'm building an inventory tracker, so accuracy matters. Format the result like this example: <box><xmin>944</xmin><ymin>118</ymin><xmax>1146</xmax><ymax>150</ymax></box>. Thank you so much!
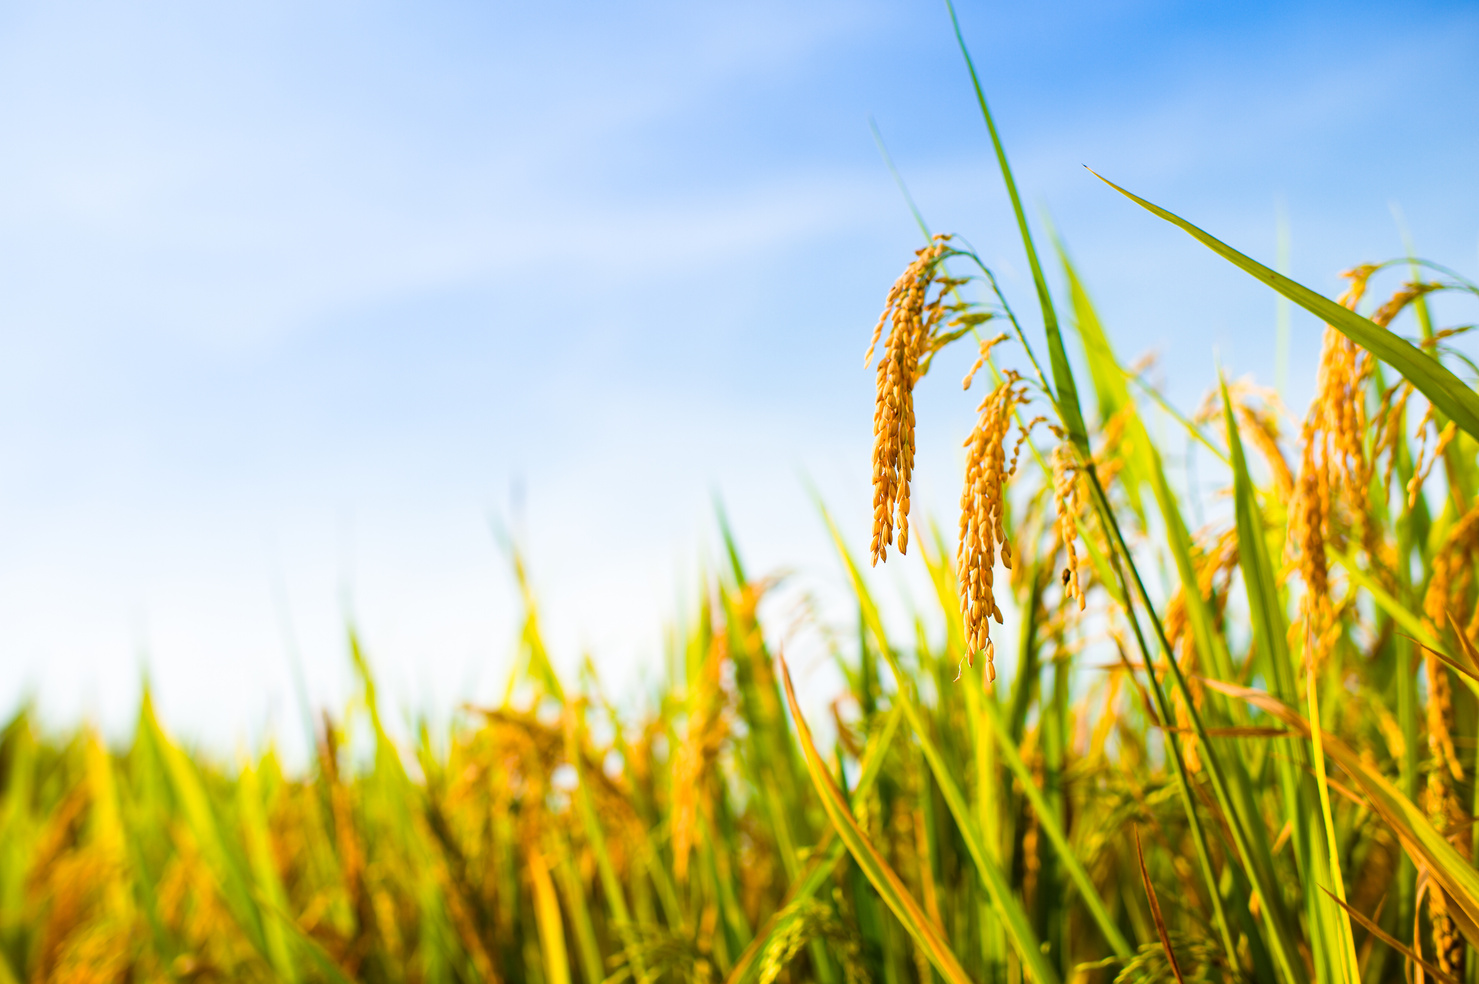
<box><xmin>5</xmin><ymin>11</ymin><xmax>1479</xmax><ymax>984</ymax></box>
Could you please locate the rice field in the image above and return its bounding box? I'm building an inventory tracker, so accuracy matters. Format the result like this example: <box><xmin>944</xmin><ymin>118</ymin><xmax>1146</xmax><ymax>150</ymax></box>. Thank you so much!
<box><xmin>6</xmin><ymin>13</ymin><xmax>1479</xmax><ymax>984</ymax></box>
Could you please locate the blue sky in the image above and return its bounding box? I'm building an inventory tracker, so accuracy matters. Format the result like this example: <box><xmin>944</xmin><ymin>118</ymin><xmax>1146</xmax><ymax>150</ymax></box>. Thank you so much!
<box><xmin>0</xmin><ymin>0</ymin><xmax>1474</xmax><ymax>754</ymax></box>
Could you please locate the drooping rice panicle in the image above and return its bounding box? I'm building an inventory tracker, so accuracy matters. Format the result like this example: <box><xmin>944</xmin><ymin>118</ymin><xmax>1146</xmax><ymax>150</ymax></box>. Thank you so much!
<box><xmin>960</xmin><ymin>331</ymin><xmax>1009</xmax><ymax>391</ymax></box>
<box><xmin>1371</xmin><ymin>280</ymin><xmax>1444</xmax><ymax>331</ymax></box>
<box><xmin>866</xmin><ymin>236</ymin><xmax>948</xmax><ymax>564</ymax></box>
<box><xmin>1285</xmin><ymin>266</ymin><xmax>1380</xmax><ymax>670</ymax></box>
<box><xmin>956</xmin><ymin>372</ymin><xmax>1031</xmax><ymax>679</ymax></box>
<box><xmin>1424</xmin><ymin>634</ymin><xmax>1471</xmax><ymax>981</ymax></box>
<box><xmin>1408</xmin><ymin>406</ymin><xmax>1459</xmax><ymax>509</ymax></box>
<box><xmin>866</xmin><ymin>235</ymin><xmax>977</xmax><ymax>565</ymax></box>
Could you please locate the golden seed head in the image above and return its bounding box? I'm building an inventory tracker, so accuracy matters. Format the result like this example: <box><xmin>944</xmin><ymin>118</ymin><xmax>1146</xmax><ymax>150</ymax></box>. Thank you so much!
<box><xmin>1287</xmin><ymin>439</ymin><xmax>1335</xmax><ymax>669</ymax></box>
<box><xmin>1335</xmin><ymin>264</ymin><xmax>1379</xmax><ymax>308</ymax></box>
<box><xmin>957</xmin><ymin>372</ymin><xmax>1032</xmax><ymax>680</ymax></box>
<box><xmin>1405</xmin><ymin>407</ymin><xmax>1457</xmax><ymax>510</ymax></box>
<box><xmin>1285</xmin><ymin>266</ymin><xmax>1386</xmax><ymax>671</ymax></box>
<box><xmin>868</xmin><ymin>235</ymin><xmax>972</xmax><ymax>566</ymax></box>
<box><xmin>1423</xmin><ymin>502</ymin><xmax>1479</xmax><ymax>644</ymax></box>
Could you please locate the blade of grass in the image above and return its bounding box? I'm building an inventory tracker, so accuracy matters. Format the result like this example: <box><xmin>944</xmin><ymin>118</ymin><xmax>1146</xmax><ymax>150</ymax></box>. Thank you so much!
<box><xmin>252</xmin><ymin>882</ymin><xmax>358</xmax><ymax>984</ymax></box>
<box><xmin>143</xmin><ymin>701</ymin><xmax>275</xmax><ymax>969</ymax></box>
<box><xmin>552</xmin><ymin>828</ymin><xmax>606</xmax><ymax>984</ymax></box>
<box><xmin>1032</xmin><ymin>268</ymin><xmax>1283</xmax><ymax>978</ymax></box>
<box><xmin>1052</xmin><ymin>233</ymin><xmax>1147</xmax><ymax>519</ymax></box>
<box><xmin>1412</xmin><ymin>639</ymin><xmax>1479</xmax><ymax>701</ymax></box>
<box><xmin>869</xmin><ymin>116</ymin><xmax>933</xmax><ymax>241</ymax></box>
<box><xmin>943</xmin><ymin>13</ymin><xmax>1274</xmax><ymax>971</ymax></box>
<box><xmin>1134</xmin><ymin>826</ymin><xmax>1186</xmax><ymax>984</ymax></box>
<box><xmin>1060</xmin><ymin>247</ymin><xmax>1242</xmax><ymax>694</ymax></box>
<box><xmin>1085</xmin><ymin>497</ymin><xmax>1245</xmax><ymax>972</ymax></box>
<box><xmin>1301</xmin><ymin>628</ymin><xmax>1361</xmax><ymax>984</ymax></box>
<box><xmin>239</xmin><ymin>762</ymin><xmax>300</xmax><ymax>984</ymax></box>
<box><xmin>1221</xmin><ymin>377</ymin><xmax>1335</xmax><ymax>983</ymax></box>
<box><xmin>530</xmin><ymin>839</ymin><xmax>573</xmax><ymax>984</ymax></box>
<box><xmin>944</xmin><ymin>0</ymin><xmax>1075</xmax><ymax>432</ymax></box>
<box><xmin>1322</xmin><ymin>889</ymin><xmax>1460</xmax><ymax>984</ymax></box>
<box><xmin>978</xmin><ymin>693</ymin><xmax>1132</xmax><ymax>958</ymax></box>
<box><xmin>919</xmin><ymin>522</ymin><xmax>1125</xmax><ymax>961</ymax></box>
<box><xmin>1445</xmin><ymin>611</ymin><xmax>1479</xmax><ymax>672</ymax></box>
<box><xmin>564</xmin><ymin>707</ymin><xmax>645</xmax><ymax>981</ymax></box>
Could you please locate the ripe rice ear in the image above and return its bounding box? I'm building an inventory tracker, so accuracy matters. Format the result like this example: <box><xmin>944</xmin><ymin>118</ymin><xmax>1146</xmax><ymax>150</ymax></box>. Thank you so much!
<box><xmin>866</xmin><ymin>235</ymin><xmax>955</xmax><ymax>565</ymax></box>
<box><xmin>956</xmin><ymin>374</ymin><xmax>1031</xmax><ymax>679</ymax></box>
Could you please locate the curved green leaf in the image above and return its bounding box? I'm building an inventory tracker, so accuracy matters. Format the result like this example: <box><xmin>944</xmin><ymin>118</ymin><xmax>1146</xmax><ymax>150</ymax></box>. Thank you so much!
<box><xmin>1092</xmin><ymin>170</ymin><xmax>1479</xmax><ymax>441</ymax></box>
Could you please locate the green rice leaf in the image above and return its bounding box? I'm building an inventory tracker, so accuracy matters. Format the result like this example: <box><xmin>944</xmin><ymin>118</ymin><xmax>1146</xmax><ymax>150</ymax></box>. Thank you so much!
<box><xmin>144</xmin><ymin>703</ymin><xmax>274</xmax><ymax>965</ymax></box>
<box><xmin>530</xmin><ymin>838</ymin><xmax>574</xmax><ymax>984</ymax></box>
<box><xmin>945</xmin><ymin>0</ymin><xmax>1087</xmax><ymax>448</ymax></box>
<box><xmin>239</xmin><ymin>763</ymin><xmax>300</xmax><ymax>983</ymax></box>
<box><xmin>1092</xmin><ymin>171</ymin><xmax>1479</xmax><ymax>441</ymax></box>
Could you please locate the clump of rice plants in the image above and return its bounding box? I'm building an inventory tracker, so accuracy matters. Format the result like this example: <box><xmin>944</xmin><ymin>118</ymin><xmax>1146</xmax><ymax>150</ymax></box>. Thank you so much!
<box><xmin>4</xmin><ymin>14</ymin><xmax>1479</xmax><ymax>984</ymax></box>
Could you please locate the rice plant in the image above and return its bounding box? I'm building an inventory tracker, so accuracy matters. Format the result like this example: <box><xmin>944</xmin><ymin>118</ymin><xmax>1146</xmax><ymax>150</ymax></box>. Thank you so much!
<box><xmin>4</xmin><ymin>10</ymin><xmax>1479</xmax><ymax>984</ymax></box>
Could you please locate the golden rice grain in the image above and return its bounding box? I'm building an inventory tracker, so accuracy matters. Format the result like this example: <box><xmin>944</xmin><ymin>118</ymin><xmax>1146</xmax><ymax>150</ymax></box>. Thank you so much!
<box><xmin>1372</xmin><ymin>379</ymin><xmax>1414</xmax><ymax>494</ymax></box>
<box><xmin>1420</xmin><ymin>517</ymin><xmax>1469</xmax><ymax>984</ymax></box>
<box><xmin>1425</xmin><ymin>699</ymin><xmax>1471</xmax><ymax>981</ymax></box>
<box><xmin>1423</xmin><ymin>501</ymin><xmax>1479</xmax><ymax>645</ymax></box>
<box><xmin>961</xmin><ymin>331</ymin><xmax>1010</xmax><ymax>391</ymax></box>
<box><xmin>1052</xmin><ymin>440</ymin><xmax>1086</xmax><ymax>615</ymax></box>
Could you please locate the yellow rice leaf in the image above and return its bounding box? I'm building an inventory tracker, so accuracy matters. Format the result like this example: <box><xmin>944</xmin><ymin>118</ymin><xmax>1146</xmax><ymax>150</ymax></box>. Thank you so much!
<box><xmin>778</xmin><ymin>655</ymin><xmax>974</xmax><ymax>984</ymax></box>
<box><xmin>1204</xmin><ymin>678</ymin><xmax>1479</xmax><ymax>946</ymax></box>
<box><xmin>529</xmin><ymin>839</ymin><xmax>572</xmax><ymax>984</ymax></box>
